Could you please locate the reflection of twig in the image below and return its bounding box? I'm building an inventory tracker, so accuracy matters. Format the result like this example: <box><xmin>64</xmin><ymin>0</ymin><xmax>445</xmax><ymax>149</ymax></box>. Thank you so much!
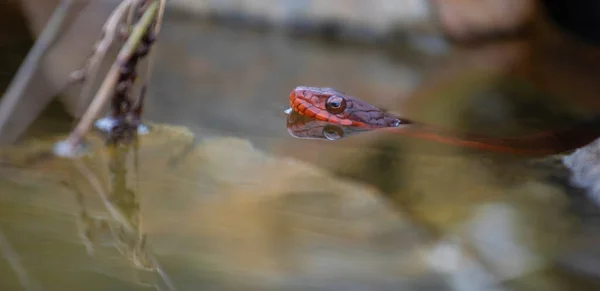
<box><xmin>0</xmin><ymin>229</ymin><xmax>43</xmax><ymax>291</ymax></box>
<box><xmin>155</xmin><ymin>262</ymin><xmax>177</xmax><ymax>291</ymax></box>
<box><xmin>73</xmin><ymin>159</ymin><xmax>135</xmax><ymax>233</ymax></box>
<box><xmin>0</xmin><ymin>0</ymin><xmax>75</xmax><ymax>138</ymax></box>
<box><xmin>73</xmin><ymin>159</ymin><xmax>176</xmax><ymax>291</ymax></box>
<box><xmin>61</xmin><ymin>1</ymin><xmax>159</xmax><ymax>152</ymax></box>
<box><xmin>72</xmin><ymin>0</ymin><xmax>133</xmax><ymax>117</ymax></box>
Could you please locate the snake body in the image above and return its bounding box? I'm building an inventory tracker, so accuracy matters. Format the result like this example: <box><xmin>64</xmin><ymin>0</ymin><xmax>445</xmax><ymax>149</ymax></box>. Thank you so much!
<box><xmin>288</xmin><ymin>86</ymin><xmax>600</xmax><ymax>155</ymax></box>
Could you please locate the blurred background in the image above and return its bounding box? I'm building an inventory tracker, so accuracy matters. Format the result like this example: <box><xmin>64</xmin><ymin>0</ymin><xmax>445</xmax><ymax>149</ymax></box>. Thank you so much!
<box><xmin>3</xmin><ymin>0</ymin><xmax>600</xmax><ymax>290</ymax></box>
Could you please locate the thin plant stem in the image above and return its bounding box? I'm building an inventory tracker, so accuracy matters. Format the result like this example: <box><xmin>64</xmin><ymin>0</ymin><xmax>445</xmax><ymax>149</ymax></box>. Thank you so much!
<box><xmin>73</xmin><ymin>0</ymin><xmax>133</xmax><ymax>118</ymax></box>
<box><xmin>62</xmin><ymin>0</ymin><xmax>159</xmax><ymax>151</ymax></box>
<box><xmin>134</xmin><ymin>0</ymin><xmax>166</xmax><ymax>111</ymax></box>
<box><xmin>0</xmin><ymin>0</ymin><xmax>75</xmax><ymax>138</ymax></box>
<box><xmin>127</xmin><ymin>0</ymin><xmax>148</xmax><ymax>30</ymax></box>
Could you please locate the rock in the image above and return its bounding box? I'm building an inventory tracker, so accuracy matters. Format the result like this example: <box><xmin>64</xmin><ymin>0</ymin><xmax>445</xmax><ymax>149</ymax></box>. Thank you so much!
<box><xmin>0</xmin><ymin>123</ymin><xmax>444</xmax><ymax>289</ymax></box>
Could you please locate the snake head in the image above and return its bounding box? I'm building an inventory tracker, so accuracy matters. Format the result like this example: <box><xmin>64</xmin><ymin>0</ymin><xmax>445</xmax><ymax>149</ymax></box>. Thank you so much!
<box><xmin>289</xmin><ymin>86</ymin><xmax>404</xmax><ymax>128</ymax></box>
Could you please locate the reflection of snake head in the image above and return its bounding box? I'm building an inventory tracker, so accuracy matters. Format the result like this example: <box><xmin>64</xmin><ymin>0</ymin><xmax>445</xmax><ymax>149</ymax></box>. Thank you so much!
<box><xmin>286</xmin><ymin>110</ymin><xmax>374</xmax><ymax>140</ymax></box>
<box><xmin>289</xmin><ymin>86</ymin><xmax>405</xmax><ymax>128</ymax></box>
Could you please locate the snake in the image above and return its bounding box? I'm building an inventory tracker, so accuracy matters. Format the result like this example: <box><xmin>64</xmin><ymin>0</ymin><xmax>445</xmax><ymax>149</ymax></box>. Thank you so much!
<box><xmin>286</xmin><ymin>86</ymin><xmax>600</xmax><ymax>156</ymax></box>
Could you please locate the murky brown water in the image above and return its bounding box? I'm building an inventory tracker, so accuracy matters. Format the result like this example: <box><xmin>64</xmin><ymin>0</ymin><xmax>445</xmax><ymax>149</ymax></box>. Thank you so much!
<box><xmin>4</xmin><ymin>11</ymin><xmax>600</xmax><ymax>291</ymax></box>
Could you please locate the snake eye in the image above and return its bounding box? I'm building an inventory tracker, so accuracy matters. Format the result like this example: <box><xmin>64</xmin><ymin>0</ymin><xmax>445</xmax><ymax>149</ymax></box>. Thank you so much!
<box><xmin>323</xmin><ymin>125</ymin><xmax>344</xmax><ymax>140</ymax></box>
<box><xmin>325</xmin><ymin>95</ymin><xmax>346</xmax><ymax>114</ymax></box>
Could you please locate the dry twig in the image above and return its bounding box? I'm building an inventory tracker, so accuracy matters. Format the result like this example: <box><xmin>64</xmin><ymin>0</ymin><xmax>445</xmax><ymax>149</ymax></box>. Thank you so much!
<box><xmin>133</xmin><ymin>0</ymin><xmax>166</xmax><ymax>115</ymax></box>
<box><xmin>71</xmin><ymin>0</ymin><xmax>133</xmax><ymax>117</ymax></box>
<box><xmin>0</xmin><ymin>0</ymin><xmax>75</xmax><ymax>139</ymax></box>
<box><xmin>126</xmin><ymin>0</ymin><xmax>148</xmax><ymax>30</ymax></box>
<box><xmin>55</xmin><ymin>0</ymin><xmax>160</xmax><ymax>156</ymax></box>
